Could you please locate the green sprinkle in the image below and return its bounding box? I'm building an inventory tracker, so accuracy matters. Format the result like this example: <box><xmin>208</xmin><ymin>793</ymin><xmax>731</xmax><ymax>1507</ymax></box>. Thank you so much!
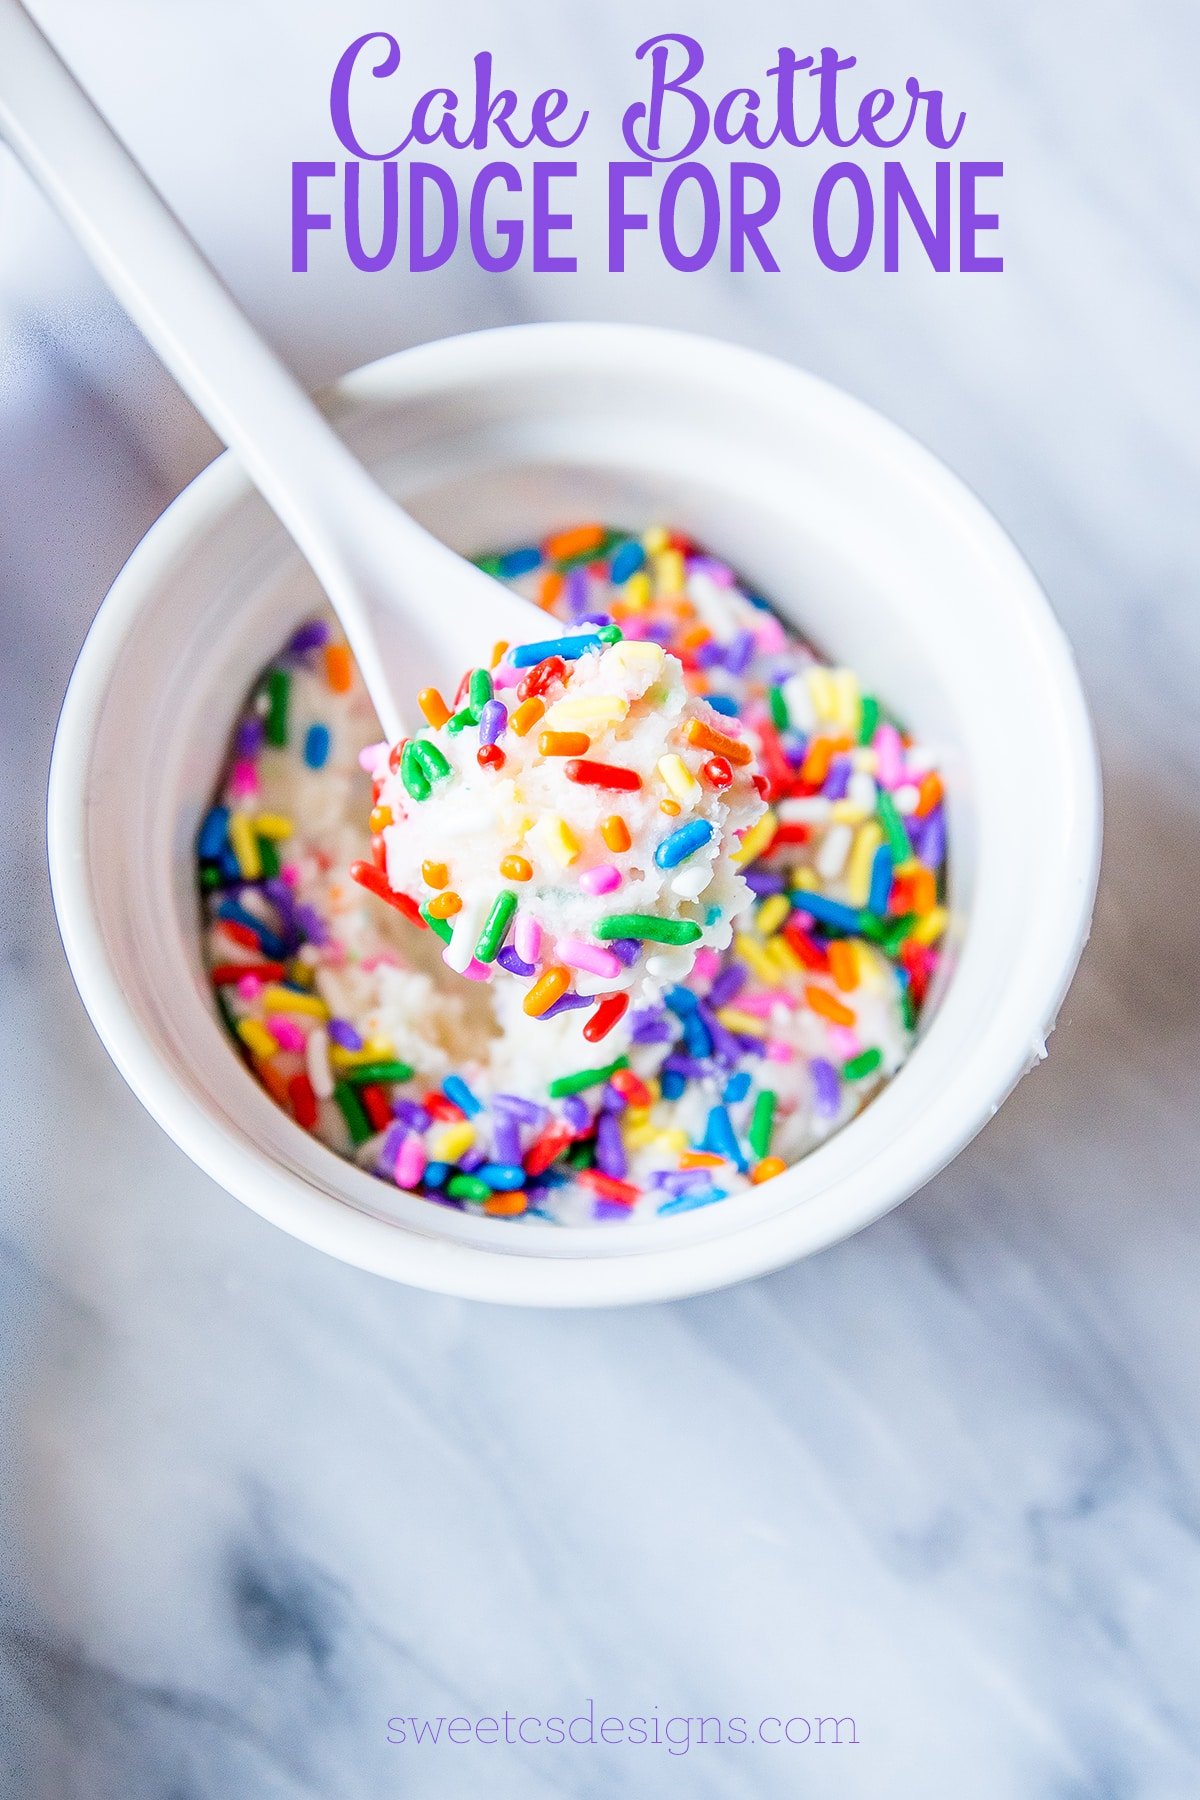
<box><xmin>596</xmin><ymin>624</ymin><xmax>624</xmax><ymax>645</ymax></box>
<box><xmin>594</xmin><ymin>913</ymin><xmax>703</xmax><ymax>946</ymax></box>
<box><xmin>473</xmin><ymin>553</ymin><xmax>505</xmax><ymax>577</ymax></box>
<box><xmin>843</xmin><ymin>1047</ymin><xmax>884</xmax><ymax>1081</ymax></box>
<box><xmin>857</xmin><ymin>695</ymin><xmax>879</xmax><ymax>746</ymax></box>
<box><xmin>748</xmin><ymin>1089</ymin><xmax>777</xmax><ymax>1159</ymax></box>
<box><xmin>474</xmin><ymin>890</ymin><xmax>517</xmax><ymax>964</ymax></box>
<box><xmin>878</xmin><ymin>913</ymin><xmax>918</xmax><ymax>956</ymax></box>
<box><xmin>420</xmin><ymin>904</ymin><xmax>453</xmax><ymax>944</ymax></box>
<box><xmin>400</xmin><ymin>740</ymin><xmax>431</xmax><ymax>801</ymax></box>
<box><xmin>468</xmin><ymin>667</ymin><xmax>493</xmax><ymax>714</ymax></box>
<box><xmin>548</xmin><ymin>1055</ymin><xmax>630</xmax><ymax>1098</ymax></box>
<box><xmin>876</xmin><ymin>788</ymin><xmax>912</xmax><ymax>862</ymax></box>
<box><xmin>333</xmin><ymin>1080</ymin><xmax>372</xmax><ymax>1145</ymax></box>
<box><xmin>447</xmin><ymin>1173</ymin><xmax>492</xmax><ymax>1202</ymax></box>
<box><xmin>411</xmin><ymin>738</ymin><xmax>451</xmax><ymax>781</ymax></box>
<box><xmin>200</xmin><ymin>865</ymin><xmax>221</xmax><ymax>890</ymax></box>
<box><xmin>446</xmin><ymin>707</ymin><xmax>475</xmax><ymax>734</ymax></box>
<box><xmin>768</xmin><ymin>685</ymin><xmax>789</xmax><ymax>731</ymax></box>
<box><xmin>899</xmin><ymin>979</ymin><xmax>917</xmax><ymax>1032</ymax></box>
<box><xmin>264</xmin><ymin>668</ymin><xmax>290</xmax><ymax>746</ymax></box>
<box><xmin>855</xmin><ymin>910</ymin><xmax>889</xmax><ymax>945</ymax></box>
<box><xmin>343</xmin><ymin>1060</ymin><xmax>415</xmax><ymax>1085</ymax></box>
<box><xmin>563</xmin><ymin>1139</ymin><xmax>595</xmax><ymax>1170</ymax></box>
<box><xmin>257</xmin><ymin>835</ymin><xmax>281</xmax><ymax>880</ymax></box>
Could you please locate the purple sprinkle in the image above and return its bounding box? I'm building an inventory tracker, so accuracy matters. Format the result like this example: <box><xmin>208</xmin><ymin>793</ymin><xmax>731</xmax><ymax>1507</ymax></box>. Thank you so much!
<box><xmin>630</xmin><ymin>1008</ymin><xmax>674</xmax><ymax>1045</ymax></box>
<box><xmin>708</xmin><ymin>962</ymin><xmax>747</xmax><ymax>1008</ymax></box>
<box><xmin>580</xmin><ymin>611</ymin><xmax>613</xmax><ymax>628</ymax></box>
<box><xmin>724</xmin><ymin>629</ymin><xmax>756</xmax><ymax>676</ymax></box>
<box><xmin>599</xmin><ymin>1083</ymin><xmax>627</xmax><ymax>1112</ymax></box>
<box><xmin>392</xmin><ymin>1098</ymin><xmax>430</xmax><ymax>1132</ymax></box>
<box><xmin>541</xmin><ymin>992</ymin><xmax>593</xmax><ymax>1019</ymax></box>
<box><xmin>697</xmin><ymin>1005</ymin><xmax>744</xmax><ymax>1068</ymax></box>
<box><xmin>694</xmin><ymin>640</ymin><xmax>725</xmax><ymax>670</ymax></box>
<box><xmin>643</xmin><ymin>621</ymin><xmax>676</xmax><ymax>646</ymax></box>
<box><xmin>478</xmin><ymin>698</ymin><xmax>508</xmax><ymax>746</ymax></box>
<box><xmin>823</xmin><ymin>755</ymin><xmax>852</xmax><ymax>800</ymax></box>
<box><xmin>687</xmin><ymin>555</ymin><xmax>735</xmax><ymax>587</ymax></box>
<box><xmin>458</xmin><ymin>1148</ymin><xmax>486</xmax><ymax>1173</ymax></box>
<box><xmin>745</xmin><ymin>870</ymin><xmax>786</xmax><ymax>896</ymax></box>
<box><xmin>608</xmin><ymin>938</ymin><xmax>642</xmax><ymax>967</ymax></box>
<box><xmin>293</xmin><ymin>902</ymin><xmax>330</xmax><ymax>947</ymax></box>
<box><xmin>593</xmin><ymin>1198</ymin><xmax>635</xmax><ymax>1222</ymax></box>
<box><xmin>494</xmin><ymin>1093</ymin><xmax>547</xmax><ymax>1126</ymax></box>
<box><xmin>811</xmin><ymin>1057</ymin><xmax>841</xmax><ymax>1118</ymax></box>
<box><xmin>595</xmin><ymin>1110</ymin><xmax>627</xmax><ymax>1179</ymax></box>
<box><xmin>663</xmin><ymin>1053</ymin><xmax>708</xmax><ymax>1080</ymax></box>
<box><xmin>328</xmin><ymin>1018</ymin><xmax>362</xmax><ymax>1051</ymax></box>
<box><xmin>376</xmin><ymin>1121</ymin><xmax>407</xmax><ymax>1174</ymax></box>
<box><xmin>288</xmin><ymin>619</ymin><xmax>330</xmax><ymax>655</ymax></box>
<box><xmin>565</xmin><ymin>567</ymin><xmax>589</xmax><ymax>617</ymax></box>
<box><xmin>235</xmin><ymin>716</ymin><xmax>265</xmax><ymax>756</ymax></box>
<box><xmin>560</xmin><ymin>1094</ymin><xmax>592</xmax><ymax>1134</ymax></box>
<box><xmin>918</xmin><ymin>805</ymin><xmax>945</xmax><ymax>869</ymax></box>
<box><xmin>781</xmin><ymin>731</ymin><xmax>808</xmax><ymax>767</ymax></box>
<box><xmin>496</xmin><ymin>946</ymin><xmax>536</xmax><ymax>978</ymax></box>
<box><xmin>651</xmin><ymin>1168</ymin><xmax>711</xmax><ymax>1194</ymax></box>
<box><xmin>493</xmin><ymin>1116</ymin><xmax>522</xmax><ymax>1165</ymax></box>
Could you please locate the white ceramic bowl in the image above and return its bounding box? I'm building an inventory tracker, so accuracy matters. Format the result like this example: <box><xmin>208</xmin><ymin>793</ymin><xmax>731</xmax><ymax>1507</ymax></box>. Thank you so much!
<box><xmin>48</xmin><ymin>323</ymin><xmax>1101</xmax><ymax>1307</ymax></box>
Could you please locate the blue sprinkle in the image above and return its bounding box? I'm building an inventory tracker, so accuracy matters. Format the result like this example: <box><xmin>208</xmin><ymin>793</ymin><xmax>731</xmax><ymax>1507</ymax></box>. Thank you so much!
<box><xmin>443</xmin><ymin>1074</ymin><xmax>483</xmax><ymax>1117</ymax></box>
<box><xmin>789</xmin><ymin>891</ymin><xmax>863</xmax><ymax>934</ymax></box>
<box><xmin>723</xmin><ymin>1071</ymin><xmax>752</xmax><ymax>1104</ymax></box>
<box><xmin>704</xmin><ymin>1104</ymin><xmax>748</xmax><ymax>1172</ymax></box>
<box><xmin>663</xmin><ymin>986</ymin><xmax>699</xmax><ymax>1017</ymax></box>
<box><xmin>660</xmin><ymin>1069</ymin><xmax>687</xmax><ymax>1101</ymax></box>
<box><xmin>478</xmin><ymin>1163</ymin><xmax>526</xmax><ymax>1190</ymax></box>
<box><xmin>706</xmin><ymin>693</ymin><xmax>738</xmax><ymax>716</ymax></box>
<box><xmin>658</xmin><ymin>1187</ymin><xmax>728</xmax><ymax>1215</ymax></box>
<box><xmin>198</xmin><ymin>806</ymin><xmax>230</xmax><ymax>859</ymax></box>
<box><xmin>609</xmin><ymin>539</ymin><xmax>646</xmax><ymax>583</ymax></box>
<box><xmin>423</xmin><ymin>1161</ymin><xmax>450</xmax><ymax>1189</ymax></box>
<box><xmin>682</xmin><ymin>1012</ymin><xmax>713</xmax><ymax>1058</ymax></box>
<box><xmin>654</xmin><ymin>818</ymin><xmax>714</xmax><ymax>870</ymax></box>
<box><xmin>509</xmin><ymin>633</ymin><xmax>602</xmax><ymax>667</ymax></box>
<box><xmin>214</xmin><ymin>901</ymin><xmax>287</xmax><ymax>959</ymax></box>
<box><xmin>304</xmin><ymin>723</ymin><xmax>331</xmax><ymax>769</ymax></box>
<box><xmin>498</xmin><ymin>545</ymin><xmax>542</xmax><ymax>578</ymax></box>
<box><xmin>868</xmin><ymin>845</ymin><xmax>894</xmax><ymax>916</ymax></box>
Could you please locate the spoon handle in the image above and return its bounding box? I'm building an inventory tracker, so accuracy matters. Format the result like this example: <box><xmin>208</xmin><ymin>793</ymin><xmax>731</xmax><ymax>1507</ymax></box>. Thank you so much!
<box><xmin>0</xmin><ymin>0</ymin><xmax>528</xmax><ymax>738</ymax></box>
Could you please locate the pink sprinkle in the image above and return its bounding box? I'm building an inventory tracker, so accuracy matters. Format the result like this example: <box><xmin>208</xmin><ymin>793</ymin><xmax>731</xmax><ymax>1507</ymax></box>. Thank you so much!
<box><xmin>236</xmin><ymin>975</ymin><xmax>263</xmax><ymax>1001</ymax></box>
<box><xmin>619</xmin><ymin>617</ymin><xmax>650</xmax><ymax>639</ymax></box>
<box><xmin>754</xmin><ymin>616</ymin><xmax>787</xmax><ymax>654</ymax></box>
<box><xmin>765</xmin><ymin>1039</ymin><xmax>794</xmax><ymax>1063</ymax></box>
<box><xmin>358</xmin><ymin>741</ymin><xmax>390</xmax><ymax>775</ymax></box>
<box><xmin>362</xmin><ymin>951</ymin><xmax>401</xmax><ymax>972</ymax></box>
<box><xmin>514</xmin><ymin>912</ymin><xmax>542</xmax><ymax>964</ymax></box>
<box><xmin>279</xmin><ymin>863</ymin><xmax>301</xmax><ymax>887</ymax></box>
<box><xmin>456</xmin><ymin>956</ymin><xmax>493</xmax><ymax>982</ymax></box>
<box><xmin>558</xmin><ymin>936</ymin><xmax>622</xmax><ymax>979</ymax></box>
<box><xmin>827</xmin><ymin>1024</ymin><xmax>861</xmax><ymax>1060</ymax></box>
<box><xmin>394</xmin><ymin>1133</ymin><xmax>427</xmax><ymax>1189</ymax></box>
<box><xmin>322</xmin><ymin>939</ymin><xmax>348</xmax><ymax>966</ymax></box>
<box><xmin>735</xmin><ymin>990</ymin><xmax>781</xmax><ymax>1018</ymax></box>
<box><xmin>579</xmin><ymin>864</ymin><xmax>622</xmax><ymax>896</ymax></box>
<box><xmin>692</xmin><ymin>947</ymin><xmax>721</xmax><ymax>982</ymax></box>
<box><xmin>230</xmin><ymin>758</ymin><xmax>259</xmax><ymax>799</ymax></box>
<box><xmin>267</xmin><ymin>1016</ymin><xmax>306</xmax><ymax>1054</ymax></box>
<box><xmin>492</xmin><ymin>662</ymin><xmax>521</xmax><ymax>689</ymax></box>
<box><xmin>875</xmin><ymin>723</ymin><xmax>903</xmax><ymax>789</ymax></box>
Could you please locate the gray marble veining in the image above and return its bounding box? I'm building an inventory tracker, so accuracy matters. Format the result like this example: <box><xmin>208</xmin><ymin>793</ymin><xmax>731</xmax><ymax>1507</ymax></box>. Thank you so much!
<box><xmin>3</xmin><ymin>1</ymin><xmax>1200</xmax><ymax>1794</ymax></box>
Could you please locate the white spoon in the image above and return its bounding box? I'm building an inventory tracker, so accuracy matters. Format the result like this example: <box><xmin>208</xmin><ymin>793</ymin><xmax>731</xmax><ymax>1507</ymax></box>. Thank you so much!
<box><xmin>0</xmin><ymin>0</ymin><xmax>543</xmax><ymax>743</ymax></box>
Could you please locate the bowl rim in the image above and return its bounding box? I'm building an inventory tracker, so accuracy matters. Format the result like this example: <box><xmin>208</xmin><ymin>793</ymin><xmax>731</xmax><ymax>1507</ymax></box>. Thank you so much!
<box><xmin>47</xmin><ymin>320</ymin><xmax>1102</xmax><ymax>1307</ymax></box>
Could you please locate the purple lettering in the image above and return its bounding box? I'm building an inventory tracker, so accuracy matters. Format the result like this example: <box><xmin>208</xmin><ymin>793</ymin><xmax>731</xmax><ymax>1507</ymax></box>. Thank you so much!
<box><xmin>291</xmin><ymin>162</ymin><xmax>334</xmax><ymax>271</ymax></box>
<box><xmin>814</xmin><ymin>162</ymin><xmax>874</xmax><ymax>270</ymax></box>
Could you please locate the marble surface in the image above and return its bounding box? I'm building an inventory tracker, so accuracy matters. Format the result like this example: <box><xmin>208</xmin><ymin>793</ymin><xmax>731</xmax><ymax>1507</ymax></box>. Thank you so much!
<box><xmin>4</xmin><ymin>1</ymin><xmax>1200</xmax><ymax>1794</ymax></box>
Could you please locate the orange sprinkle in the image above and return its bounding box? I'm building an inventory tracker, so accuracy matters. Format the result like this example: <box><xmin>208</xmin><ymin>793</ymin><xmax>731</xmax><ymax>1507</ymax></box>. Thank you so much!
<box><xmin>524</xmin><ymin>965</ymin><xmax>570</xmax><ymax>1017</ymax></box>
<box><xmin>908</xmin><ymin>866</ymin><xmax>938</xmax><ymax>915</ymax></box>
<box><xmin>538</xmin><ymin>730</ymin><xmax>591</xmax><ymax>757</ymax></box>
<box><xmin>484</xmin><ymin>1191</ymin><xmax>529</xmax><ymax>1216</ymax></box>
<box><xmin>916</xmin><ymin>772</ymin><xmax>943</xmax><ymax>816</ymax></box>
<box><xmin>368</xmin><ymin>805</ymin><xmax>392</xmax><ymax>833</ymax></box>
<box><xmin>417</xmin><ymin>686</ymin><xmax>451</xmax><ymax>728</ymax></box>
<box><xmin>421</xmin><ymin>860</ymin><xmax>448</xmax><ymax>889</ymax></box>
<box><xmin>427</xmin><ymin>891</ymin><xmax>462</xmax><ymax>919</ymax></box>
<box><xmin>602</xmin><ymin>815</ymin><xmax>631</xmax><ymax>853</ymax></box>
<box><xmin>801</xmin><ymin>738</ymin><xmax>834</xmax><ymax>787</ymax></box>
<box><xmin>499</xmin><ymin>854</ymin><xmax>533</xmax><ymax>882</ymax></box>
<box><xmin>544</xmin><ymin>522</ymin><xmax>605</xmax><ymax>562</ymax></box>
<box><xmin>804</xmin><ymin>984</ymin><xmax>856</xmax><ymax>1027</ymax></box>
<box><xmin>680</xmin><ymin>1151</ymin><xmax>726</xmax><ymax>1169</ymax></box>
<box><xmin>510</xmin><ymin>697</ymin><xmax>545</xmax><ymax>736</ymax></box>
<box><xmin>827</xmin><ymin>941</ymin><xmax>859</xmax><ymax>992</ymax></box>
<box><xmin>660</xmin><ymin>799</ymin><xmax>682</xmax><ymax>816</ymax></box>
<box><xmin>253</xmin><ymin>1056</ymin><xmax>290</xmax><ymax>1108</ymax></box>
<box><xmin>677</xmin><ymin>623</ymin><xmax>713</xmax><ymax>655</ymax></box>
<box><xmin>751</xmin><ymin>1156</ymin><xmax>787</xmax><ymax>1184</ymax></box>
<box><xmin>683</xmin><ymin>717</ymin><xmax>753</xmax><ymax>765</ymax></box>
<box><xmin>537</xmin><ymin>570</ymin><xmax>565</xmax><ymax>611</ymax></box>
<box><xmin>490</xmin><ymin>639</ymin><xmax>510</xmax><ymax>669</ymax></box>
<box><xmin>324</xmin><ymin>642</ymin><xmax>353</xmax><ymax>693</ymax></box>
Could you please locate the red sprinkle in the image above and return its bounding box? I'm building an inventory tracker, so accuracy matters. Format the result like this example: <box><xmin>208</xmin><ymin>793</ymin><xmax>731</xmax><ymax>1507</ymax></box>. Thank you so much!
<box><xmin>477</xmin><ymin>743</ymin><xmax>506</xmax><ymax>769</ymax></box>
<box><xmin>772</xmin><ymin>822</ymin><xmax>812</xmax><ymax>847</ymax></box>
<box><xmin>783</xmin><ymin>920</ymin><xmax>829</xmax><ymax>972</ymax></box>
<box><xmin>288</xmin><ymin>1071</ymin><xmax>318</xmax><ymax>1129</ymax></box>
<box><xmin>349</xmin><ymin>861</ymin><xmax>427</xmax><ymax>928</ymax></box>
<box><xmin>564</xmin><ymin>759</ymin><xmax>642</xmax><ymax>791</ymax></box>
<box><xmin>577</xmin><ymin>1169</ymin><xmax>639</xmax><ymax>1206</ymax></box>
<box><xmin>751</xmin><ymin>773</ymin><xmax>770</xmax><ymax>800</ymax></box>
<box><xmin>218</xmin><ymin>919</ymin><xmax>263</xmax><ymax>951</ymax></box>
<box><xmin>388</xmin><ymin>737</ymin><xmax>407</xmax><ymax>774</ymax></box>
<box><xmin>359</xmin><ymin>1084</ymin><xmax>393</xmax><ymax>1132</ymax></box>
<box><xmin>583</xmin><ymin>992</ymin><xmax>629</xmax><ymax>1043</ymax></box>
<box><xmin>701</xmin><ymin>755</ymin><xmax>733</xmax><ymax>789</ymax></box>
<box><xmin>517</xmin><ymin>655</ymin><xmax>567</xmax><ymax>702</ymax></box>
<box><xmin>609</xmin><ymin>1066</ymin><xmax>653</xmax><ymax>1107</ymax></box>
<box><xmin>424</xmin><ymin>1092</ymin><xmax>467</xmax><ymax>1122</ymax></box>
<box><xmin>524</xmin><ymin>1122</ymin><xmax>574</xmax><ymax>1176</ymax></box>
<box><xmin>209</xmin><ymin>960</ymin><xmax>286</xmax><ymax>986</ymax></box>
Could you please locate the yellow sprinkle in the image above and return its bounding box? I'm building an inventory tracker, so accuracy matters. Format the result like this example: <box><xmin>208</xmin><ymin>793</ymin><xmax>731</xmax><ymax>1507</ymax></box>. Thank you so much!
<box><xmin>767</xmin><ymin>936</ymin><xmax>806</xmax><ymax>978</ymax></box>
<box><xmin>543</xmin><ymin>694</ymin><xmax>629</xmax><ymax>730</ymax></box>
<box><xmin>734</xmin><ymin>932</ymin><xmax>779</xmax><ymax>985</ymax></box>
<box><xmin>790</xmin><ymin>865</ymin><xmax>818</xmax><ymax>892</ymax></box>
<box><xmin>237</xmin><ymin>1018</ymin><xmax>277</xmax><ymax>1059</ymax></box>
<box><xmin>330</xmin><ymin>1040</ymin><xmax>396</xmax><ymax>1069</ymax></box>
<box><xmin>717</xmin><ymin>1007</ymin><xmax>769</xmax><ymax>1039</ymax></box>
<box><xmin>733</xmin><ymin>809</ymin><xmax>779</xmax><ymax>866</ymax></box>
<box><xmin>657</xmin><ymin>753</ymin><xmax>700</xmax><ymax>804</ymax></box>
<box><xmin>757</xmin><ymin>893</ymin><xmax>790</xmax><ymax>937</ymax></box>
<box><xmin>259</xmin><ymin>984</ymin><xmax>329</xmax><ymax>1018</ymax></box>
<box><xmin>909</xmin><ymin>905</ymin><xmax>948</xmax><ymax>946</ymax></box>
<box><xmin>830</xmin><ymin>799</ymin><xmax>869</xmax><ymax>825</ymax></box>
<box><xmin>806</xmin><ymin>665</ymin><xmax>837</xmax><ymax>724</ymax></box>
<box><xmin>652</xmin><ymin>1128</ymin><xmax>689</xmax><ymax>1154</ymax></box>
<box><xmin>624</xmin><ymin>1106</ymin><xmax>652</xmax><ymax>1130</ymax></box>
<box><xmin>656</xmin><ymin>548</ymin><xmax>686</xmax><ymax>594</ymax></box>
<box><xmin>606</xmin><ymin>640</ymin><xmax>665</xmax><ymax>677</ymax></box>
<box><xmin>846</xmin><ymin>821</ymin><xmax>884</xmax><ymax>907</ymax></box>
<box><xmin>853</xmin><ymin>940</ymin><xmax>884</xmax><ymax>987</ymax></box>
<box><xmin>623</xmin><ymin>570</ymin><xmax>652</xmax><ymax>612</ymax></box>
<box><xmin>228</xmin><ymin>810</ymin><xmax>262</xmax><ymax>880</ymax></box>
<box><xmin>254</xmin><ymin>813</ymin><xmax>294</xmax><ymax>840</ymax></box>
<box><xmin>432</xmin><ymin>1121</ymin><xmax>475</xmax><ymax>1163</ymax></box>
<box><xmin>642</xmin><ymin>525</ymin><xmax>669</xmax><ymax>556</ymax></box>
<box><xmin>532</xmin><ymin>815</ymin><xmax>579</xmax><ymax>867</ymax></box>
<box><xmin>623</xmin><ymin>1119</ymin><xmax>658</xmax><ymax>1149</ymax></box>
<box><xmin>831</xmin><ymin>667</ymin><xmax>861</xmax><ymax>734</ymax></box>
